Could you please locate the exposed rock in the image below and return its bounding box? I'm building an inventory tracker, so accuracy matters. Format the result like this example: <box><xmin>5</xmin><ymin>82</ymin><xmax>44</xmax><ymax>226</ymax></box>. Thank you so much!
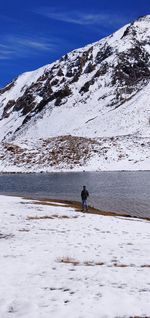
<box><xmin>51</xmin><ymin>79</ymin><xmax>59</xmax><ymax>86</ymax></box>
<box><xmin>121</xmin><ymin>23</ymin><xmax>136</xmax><ymax>38</ymax></box>
<box><xmin>66</xmin><ymin>69</ymin><xmax>74</xmax><ymax>78</ymax></box>
<box><xmin>84</xmin><ymin>62</ymin><xmax>96</xmax><ymax>74</ymax></box>
<box><xmin>39</xmin><ymin>80</ymin><xmax>53</xmax><ymax>99</ymax></box>
<box><xmin>95</xmin><ymin>44</ymin><xmax>112</xmax><ymax>64</ymax></box>
<box><xmin>71</xmin><ymin>70</ymin><xmax>82</xmax><ymax>83</ymax></box>
<box><xmin>1</xmin><ymin>100</ymin><xmax>15</xmax><ymax>119</ymax></box>
<box><xmin>13</xmin><ymin>94</ymin><xmax>36</xmax><ymax>115</ymax></box>
<box><xmin>80</xmin><ymin>78</ymin><xmax>95</xmax><ymax>94</ymax></box>
<box><xmin>54</xmin><ymin>85</ymin><xmax>72</xmax><ymax>100</ymax></box>
<box><xmin>112</xmin><ymin>45</ymin><xmax>150</xmax><ymax>90</ymax></box>
<box><xmin>0</xmin><ymin>80</ymin><xmax>15</xmax><ymax>95</ymax></box>
<box><xmin>57</xmin><ymin>68</ymin><xmax>64</xmax><ymax>77</ymax></box>
<box><xmin>93</xmin><ymin>63</ymin><xmax>109</xmax><ymax>78</ymax></box>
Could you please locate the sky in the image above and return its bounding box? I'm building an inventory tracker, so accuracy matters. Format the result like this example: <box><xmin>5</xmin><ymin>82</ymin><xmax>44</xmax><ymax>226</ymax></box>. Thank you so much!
<box><xmin>0</xmin><ymin>0</ymin><xmax>149</xmax><ymax>87</ymax></box>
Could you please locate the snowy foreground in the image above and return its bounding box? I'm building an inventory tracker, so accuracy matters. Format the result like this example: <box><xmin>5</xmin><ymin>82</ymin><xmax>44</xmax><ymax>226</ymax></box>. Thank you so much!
<box><xmin>0</xmin><ymin>195</ymin><xmax>150</xmax><ymax>318</ymax></box>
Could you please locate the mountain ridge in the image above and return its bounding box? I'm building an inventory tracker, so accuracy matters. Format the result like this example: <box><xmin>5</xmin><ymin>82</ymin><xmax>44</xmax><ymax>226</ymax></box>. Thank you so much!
<box><xmin>0</xmin><ymin>15</ymin><xmax>150</xmax><ymax>172</ymax></box>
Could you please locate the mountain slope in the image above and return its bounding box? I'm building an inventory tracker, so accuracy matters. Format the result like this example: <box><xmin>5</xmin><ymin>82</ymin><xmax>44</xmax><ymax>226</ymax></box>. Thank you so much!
<box><xmin>0</xmin><ymin>15</ymin><xmax>150</xmax><ymax>172</ymax></box>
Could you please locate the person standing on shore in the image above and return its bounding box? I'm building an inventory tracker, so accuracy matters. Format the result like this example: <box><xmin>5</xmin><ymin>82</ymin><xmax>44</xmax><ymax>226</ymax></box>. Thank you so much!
<box><xmin>81</xmin><ymin>186</ymin><xmax>89</xmax><ymax>212</ymax></box>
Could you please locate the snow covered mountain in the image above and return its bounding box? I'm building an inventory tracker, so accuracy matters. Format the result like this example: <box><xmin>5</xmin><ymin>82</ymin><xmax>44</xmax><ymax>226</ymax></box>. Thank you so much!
<box><xmin>0</xmin><ymin>15</ymin><xmax>150</xmax><ymax>172</ymax></box>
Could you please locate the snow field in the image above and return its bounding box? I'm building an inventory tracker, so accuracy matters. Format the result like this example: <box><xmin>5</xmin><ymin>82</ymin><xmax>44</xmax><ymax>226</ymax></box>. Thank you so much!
<box><xmin>0</xmin><ymin>195</ymin><xmax>150</xmax><ymax>317</ymax></box>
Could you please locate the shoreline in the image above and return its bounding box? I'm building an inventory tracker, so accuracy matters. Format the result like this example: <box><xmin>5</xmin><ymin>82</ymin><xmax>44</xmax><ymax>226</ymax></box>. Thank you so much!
<box><xmin>1</xmin><ymin>192</ymin><xmax>150</xmax><ymax>221</ymax></box>
<box><xmin>0</xmin><ymin>169</ymin><xmax>150</xmax><ymax>175</ymax></box>
<box><xmin>8</xmin><ymin>194</ymin><xmax>150</xmax><ymax>222</ymax></box>
<box><xmin>34</xmin><ymin>198</ymin><xmax>150</xmax><ymax>222</ymax></box>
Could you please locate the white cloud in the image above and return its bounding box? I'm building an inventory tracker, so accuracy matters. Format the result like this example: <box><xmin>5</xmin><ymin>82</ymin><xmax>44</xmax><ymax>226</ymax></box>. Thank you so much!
<box><xmin>0</xmin><ymin>35</ymin><xmax>58</xmax><ymax>60</ymax></box>
<box><xmin>13</xmin><ymin>37</ymin><xmax>57</xmax><ymax>52</ymax></box>
<box><xmin>35</xmin><ymin>7</ymin><xmax>128</xmax><ymax>27</ymax></box>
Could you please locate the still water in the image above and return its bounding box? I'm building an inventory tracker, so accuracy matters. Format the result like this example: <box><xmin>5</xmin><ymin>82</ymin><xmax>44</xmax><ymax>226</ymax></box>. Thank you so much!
<box><xmin>0</xmin><ymin>171</ymin><xmax>149</xmax><ymax>218</ymax></box>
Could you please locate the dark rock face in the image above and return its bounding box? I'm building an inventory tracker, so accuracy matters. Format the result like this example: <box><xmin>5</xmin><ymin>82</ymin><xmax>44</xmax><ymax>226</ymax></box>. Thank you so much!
<box><xmin>71</xmin><ymin>69</ymin><xmax>82</xmax><ymax>83</ymax></box>
<box><xmin>79</xmin><ymin>62</ymin><xmax>108</xmax><ymax>94</ymax></box>
<box><xmin>80</xmin><ymin>79</ymin><xmax>95</xmax><ymax>94</ymax></box>
<box><xmin>13</xmin><ymin>94</ymin><xmax>36</xmax><ymax>115</ymax></box>
<box><xmin>54</xmin><ymin>86</ymin><xmax>72</xmax><ymax>106</ymax></box>
<box><xmin>121</xmin><ymin>23</ymin><xmax>136</xmax><ymax>39</ymax></box>
<box><xmin>51</xmin><ymin>79</ymin><xmax>59</xmax><ymax>86</ymax></box>
<box><xmin>0</xmin><ymin>61</ymin><xmax>72</xmax><ymax>123</ymax></box>
<box><xmin>94</xmin><ymin>63</ymin><xmax>109</xmax><ymax>77</ymax></box>
<box><xmin>15</xmin><ymin>83</ymin><xmax>72</xmax><ymax>126</ymax></box>
<box><xmin>57</xmin><ymin>68</ymin><xmax>64</xmax><ymax>77</ymax></box>
<box><xmin>1</xmin><ymin>100</ymin><xmax>15</xmax><ymax>119</ymax></box>
<box><xmin>96</xmin><ymin>44</ymin><xmax>113</xmax><ymax>64</ymax></box>
<box><xmin>66</xmin><ymin>67</ymin><xmax>74</xmax><ymax>78</ymax></box>
<box><xmin>84</xmin><ymin>62</ymin><xmax>96</xmax><ymax>74</ymax></box>
<box><xmin>112</xmin><ymin>45</ymin><xmax>150</xmax><ymax>89</ymax></box>
<box><xmin>39</xmin><ymin>80</ymin><xmax>53</xmax><ymax>99</ymax></box>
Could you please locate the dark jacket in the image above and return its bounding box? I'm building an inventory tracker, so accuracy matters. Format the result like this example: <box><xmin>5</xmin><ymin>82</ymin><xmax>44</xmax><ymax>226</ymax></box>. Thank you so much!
<box><xmin>81</xmin><ymin>189</ymin><xmax>89</xmax><ymax>200</ymax></box>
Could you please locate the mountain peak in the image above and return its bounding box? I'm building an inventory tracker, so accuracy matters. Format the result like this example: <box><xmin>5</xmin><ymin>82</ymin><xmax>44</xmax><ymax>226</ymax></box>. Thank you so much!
<box><xmin>137</xmin><ymin>14</ymin><xmax>150</xmax><ymax>21</ymax></box>
<box><xmin>0</xmin><ymin>17</ymin><xmax>149</xmax><ymax>171</ymax></box>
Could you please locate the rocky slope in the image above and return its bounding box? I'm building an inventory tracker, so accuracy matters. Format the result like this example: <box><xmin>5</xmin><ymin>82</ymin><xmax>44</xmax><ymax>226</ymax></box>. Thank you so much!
<box><xmin>0</xmin><ymin>15</ymin><xmax>150</xmax><ymax>172</ymax></box>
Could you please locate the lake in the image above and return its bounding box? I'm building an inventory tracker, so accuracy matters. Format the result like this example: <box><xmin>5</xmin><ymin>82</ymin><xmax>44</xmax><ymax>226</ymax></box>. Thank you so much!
<box><xmin>0</xmin><ymin>171</ymin><xmax>150</xmax><ymax>218</ymax></box>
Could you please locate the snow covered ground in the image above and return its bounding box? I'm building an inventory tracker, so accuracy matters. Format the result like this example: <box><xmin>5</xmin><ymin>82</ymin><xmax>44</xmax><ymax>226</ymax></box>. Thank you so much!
<box><xmin>0</xmin><ymin>195</ymin><xmax>150</xmax><ymax>317</ymax></box>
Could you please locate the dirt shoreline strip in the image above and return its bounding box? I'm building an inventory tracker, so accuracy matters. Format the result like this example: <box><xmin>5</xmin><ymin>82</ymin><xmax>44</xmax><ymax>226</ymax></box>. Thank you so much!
<box><xmin>25</xmin><ymin>196</ymin><xmax>150</xmax><ymax>222</ymax></box>
<box><xmin>1</xmin><ymin>193</ymin><xmax>149</xmax><ymax>222</ymax></box>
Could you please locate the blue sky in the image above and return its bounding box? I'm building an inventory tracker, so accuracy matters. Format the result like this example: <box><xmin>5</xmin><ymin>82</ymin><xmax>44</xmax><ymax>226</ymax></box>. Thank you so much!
<box><xmin>0</xmin><ymin>0</ymin><xmax>149</xmax><ymax>87</ymax></box>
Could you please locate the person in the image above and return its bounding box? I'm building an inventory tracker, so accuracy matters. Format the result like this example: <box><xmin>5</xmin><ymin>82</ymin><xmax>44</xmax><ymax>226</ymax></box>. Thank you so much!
<box><xmin>81</xmin><ymin>186</ymin><xmax>89</xmax><ymax>212</ymax></box>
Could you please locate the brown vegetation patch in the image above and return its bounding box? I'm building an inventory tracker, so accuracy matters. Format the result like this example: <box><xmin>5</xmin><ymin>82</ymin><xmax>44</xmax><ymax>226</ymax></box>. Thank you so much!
<box><xmin>57</xmin><ymin>257</ymin><xmax>105</xmax><ymax>267</ymax></box>
<box><xmin>27</xmin><ymin>214</ymin><xmax>78</xmax><ymax>220</ymax></box>
<box><xmin>58</xmin><ymin>257</ymin><xmax>80</xmax><ymax>266</ymax></box>
<box><xmin>141</xmin><ymin>265</ymin><xmax>150</xmax><ymax>268</ymax></box>
<box><xmin>112</xmin><ymin>263</ymin><xmax>131</xmax><ymax>268</ymax></box>
<box><xmin>33</xmin><ymin>201</ymin><xmax>69</xmax><ymax>208</ymax></box>
<box><xmin>129</xmin><ymin>316</ymin><xmax>150</xmax><ymax>318</ymax></box>
<box><xmin>2</xmin><ymin>135</ymin><xmax>149</xmax><ymax>182</ymax></box>
<box><xmin>58</xmin><ymin>259</ymin><xmax>150</xmax><ymax>268</ymax></box>
<box><xmin>84</xmin><ymin>261</ymin><xmax>105</xmax><ymax>267</ymax></box>
<box><xmin>110</xmin><ymin>263</ymin><xmax>150</xmax><ymax>268</ymax></box>
<box><xmin>1</xmin><ymin>135</ymin><xmax>96</xmax><ymax>168</ymax></box>
<box><xmin>95</xmin><ymin>262</ymin><xmax>105</xmax><ymax>266</ymax></box>
<box><xmin>0</xmin><ymin>233</ymin><xmax>14</xmax><ymax>239</ymax></box>
<box><xmin>4</xmin><ymin>143</ymin><xmax>24</xmax><ymax>154</ymax></box>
